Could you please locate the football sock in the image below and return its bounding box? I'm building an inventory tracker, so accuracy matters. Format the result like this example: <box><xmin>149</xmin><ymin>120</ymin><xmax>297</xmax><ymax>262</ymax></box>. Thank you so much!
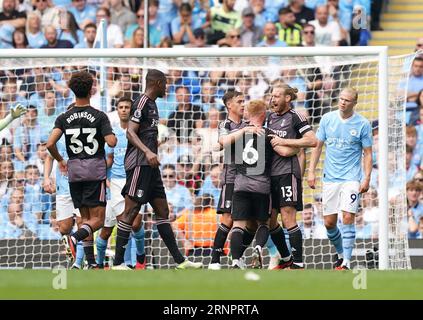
<box><xmin>83</xmin><ymin>240</ymin><xmax>96</xmax><ymax>266</ymax></box>
<box><xmin>342</xmin><ymin>223</ymin><xmax>356</xmax><ymax>267</ymax></box>
<box><xmin>95</xmin><ymin>235</ymin><xmax>108</xmax><ymax>266</ymax></box>
<box><xmin>230</xmin><ymin>227</ymin><xmax>244</xmax><ymax>260</ymax></box>
<box><xmin>327</xmin><ymin>226</ymin><xmax>344</xmax><ymax>257</ymax></box>
<box><xmin>211</xmin><ymin>223</ymin><xmax>231</xmax><ymax>264</ymax></box>
<box><xmin>114</xmin><ymin>220</ymin><xmax>132</xmax><ymax>266</ymax></box>
<box><xmin>287</xmin><ymin>225</ymin><xmax>303</xmax><ymax>263</ymax></box>
<box><xmin>270</xmin><ymin>224</ymin><xmax>291</xmax><ymax>259</ymax></box>
<box><xmin>156</xmin><ymin>219</ymin><xmax>185</xmax><ymax>264</ymax></box>
<box><xmin>255</xmin><ymin>224</ymin><xmax>270</xmax><ymax>248</ymax></box>
<box><xmin>71</xmin><ymin>224</ymin><xmax>92</xmax><ymax>242</ymax></box>
<box><xmin>75</xmin><ymin>241</ymin><xmax>84</xmax><ymax>268</ymax></box>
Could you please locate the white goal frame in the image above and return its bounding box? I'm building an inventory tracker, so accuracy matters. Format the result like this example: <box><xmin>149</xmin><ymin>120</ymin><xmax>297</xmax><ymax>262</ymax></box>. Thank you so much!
<box><xmin>0</xmin><ymin>47</ymin><xmax>390</xmax><ymax>269</ymax></box>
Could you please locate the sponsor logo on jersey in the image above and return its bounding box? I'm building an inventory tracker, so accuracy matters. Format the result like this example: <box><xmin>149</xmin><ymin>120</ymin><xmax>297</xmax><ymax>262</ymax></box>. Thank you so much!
<box><xmin>349</xmin><ymin>129</ymin><xmax>358</xmax><ymax>137</ymax></box>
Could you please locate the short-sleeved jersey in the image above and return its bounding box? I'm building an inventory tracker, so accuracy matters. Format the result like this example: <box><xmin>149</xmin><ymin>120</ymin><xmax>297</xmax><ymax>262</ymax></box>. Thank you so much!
<box><xmin>218</xmin><ymin>117</ymin><xmax>244</xmax><ymax>185</ymax></box>
<box><xmin>54</xmin><ymin>105</ymin><xmax>113</xmax><ymax>160</ymax></box>
<box><xmin>234</xmin><ymin>124</ymin><xmax>273</xmax><ymax>194</ymax></box>
<box><xmin>316</xmin><ymin>110</ymin><xmax>372</xmax><ymax>183</ymax></box>
<box><xmin>106</xmin><ymin>124</ymin><xmax>127</xmax><ymax>180</ymax></box>
<box><xmin>124</xmin><ymin>94</ymin><xmax>159</xmax><ymax>170</ymax></box>
<box><xmin>266</xmin><ymin>109</ymin><xmax>312</xmax><ymax>178</ymax></box>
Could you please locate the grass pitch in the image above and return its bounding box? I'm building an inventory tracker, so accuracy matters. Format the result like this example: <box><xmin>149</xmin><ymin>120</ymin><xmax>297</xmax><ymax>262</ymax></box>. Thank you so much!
<box><xmin>0</xmin><ymin>269</ymin><xmax>422</xmax><ymax>300</ymax></box>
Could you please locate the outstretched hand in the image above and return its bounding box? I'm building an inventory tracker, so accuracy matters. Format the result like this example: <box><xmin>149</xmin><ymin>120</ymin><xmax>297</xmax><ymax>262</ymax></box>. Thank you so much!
<box><xmin>11</xmin><ymin>104</ymin><xmax>27</xmax><ymax>119</ymax></box>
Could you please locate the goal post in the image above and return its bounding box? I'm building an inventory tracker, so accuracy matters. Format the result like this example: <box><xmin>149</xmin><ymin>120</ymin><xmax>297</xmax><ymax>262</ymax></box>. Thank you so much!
<box><xmin>0</xmin><ymin>47</ymin><xmax>411</xmax><ymax>270</ymax></box>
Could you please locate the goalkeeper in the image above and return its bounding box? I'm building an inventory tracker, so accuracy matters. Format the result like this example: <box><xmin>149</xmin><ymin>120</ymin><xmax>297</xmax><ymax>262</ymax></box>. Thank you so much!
<box><xmin>0</xmin><ymin>104</ymin><xmax>27</xmax><ymax>131</ymax></box>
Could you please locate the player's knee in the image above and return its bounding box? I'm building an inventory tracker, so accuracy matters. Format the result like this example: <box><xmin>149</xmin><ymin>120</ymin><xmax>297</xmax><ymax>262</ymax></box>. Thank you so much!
<box><xmin>100</xmin><ymin>227</ymin><xmax>113</xmax><ymax>240</ymax></box>
<box><xmin>132</xmin><ymin>217</ymin><xmax>143</xmax><ymax>232</ymax></box>
<box><xmin>324</xmin><ymin>221</ymin><xmax>337</xmax><ymax>229</ymax></box>
<box><xmin>222</xmin><ymin>214</ymin><xmax>233</xmax><ymax>227</ymax></box>
<box><xmin>343</xmin><ymin>212</ymin><xmax>355</xmax><ymax>225</ymax></box>
<box><xmin>58</xmin><ymin>218</ymin><xmax>73</xmax><ymax>235</ymax></box>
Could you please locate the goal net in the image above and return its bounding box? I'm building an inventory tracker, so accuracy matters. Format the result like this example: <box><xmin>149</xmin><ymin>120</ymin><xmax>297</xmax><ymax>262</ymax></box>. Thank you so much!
<box><xmin>0</xmin><ymin>48</ymin><xmax>412</xmax><ymax>270</ymax></box>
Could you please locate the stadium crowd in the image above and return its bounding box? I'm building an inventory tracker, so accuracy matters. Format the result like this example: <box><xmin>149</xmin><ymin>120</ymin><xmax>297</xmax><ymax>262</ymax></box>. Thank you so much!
<box><xmin>0</xmin><ymin>0</ymin><xmax>421</xmax><ymax>256</ymax></box>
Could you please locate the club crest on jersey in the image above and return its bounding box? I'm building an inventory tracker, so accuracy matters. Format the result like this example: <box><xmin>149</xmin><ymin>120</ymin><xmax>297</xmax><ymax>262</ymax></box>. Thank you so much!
<box><xmin>137</xmin><ymin>189</ymin><xmax>144</xmax><ymax>198</ymax></box>
<box><xmin>349</xmin><ymin>129</ymin><xmax>358</xmax><ymax>137</ymax></box>
<box><xmin>225</xmin><ymin>200</ymin><xmax>232</xmax><ymax>208</ymax></box>
<box><xmin>280</xmin><ymin>119</ymin><xmax>286</xmax><ymax>127</ymax></box>
<box><xmin>134</xmin><ymin>109</ymin><xmax>142</xmax><ymax>118</ymax></box>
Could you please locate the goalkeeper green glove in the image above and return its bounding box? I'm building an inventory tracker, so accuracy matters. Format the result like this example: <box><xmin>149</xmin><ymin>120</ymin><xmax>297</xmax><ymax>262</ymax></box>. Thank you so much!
<box><xmin>10</xmin><ymin>104</ymin><xmax>27</xmax><ymax>119</ymax></box>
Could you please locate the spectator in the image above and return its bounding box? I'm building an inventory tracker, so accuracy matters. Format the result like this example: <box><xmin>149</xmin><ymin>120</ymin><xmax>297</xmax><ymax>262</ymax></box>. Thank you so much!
<box><xmin>0</xmin><ymin>160</ymin><xmax>14</xmax><ymax>199</ymax></box>
<box><xmin>0</xmin><ymin>141</ymin><xmax>13</xmax><ymax>162</ymax></box>
<box><xmin>1</xmin><ymin>76</ymin><xmax>27</xmax><ymax>111</ymax></box>
<box><xmin>417</xmin><ymin>217</ymin><xmax>423</xmax><ymax>239</ymax></box>
<box><xmin>174</xmin><ymin>194</ymin><xmax>218</xmax><ymax>256</ymax></box>
<box><xmin>29</xmin><ymin>142</ymin><xmax>48</xmax><ymax>178</ymax></box>
<box><xmin>405</xmin><ymin>57</ymin><xmax>423</xmax><ymax>125</ymax></box>
<box><xmin>25</xmin><ymin>12</ymin><xmax>46</xmax><ymax>48</ymax></box>
<box><xmin>415</xmin><ymin>37</ymin><xmax>423</xmax><ymax>53</ymax></box>
<box><xmin>361</xmin><ymin>187</ymin><xmax>379</xmax><ymax>238</ymax></box>
<box><xmin>176</xmin><ymin>153</ymin><xmax>202</xmax><ymax>193</ymax></box>
<box><xmin>406</xmin><ymin>145</ymin><xmax>419</xmax><ymax>182</ymax></box>
<box><xmin>167</xmin><ymin>86</ymin><xmax>205</xmax><ymax>143</ymax></box>
<box><xmin>41</xmin><ymin>25</ymin><xmax>73</xmax><ymax>48</ymax></box>
<box><xmin>286</xmin><ymin>0</ymin><xmax>315</xmax><ymax>26</ymax></box>
<box><xmin>326</xmin><ymin>0</ymin><xmax>351</xmax><ymax>44</ymax></box>
<box><xmin>406</xmin><ymin>125</ymin><xmax>422</xmax><ymax>168</ymax></box>
<box><xmin>301</xmin><ymin>22</ymin><xmax>315</xmax><ymax>46</ymax></box>
<box><xmin>124</xmin><ymin>26</ymin><xmax>143</xmax><ymax>48</ymax></box>
<box><xmin>162</xmin><ymin>164</ymin><xmax>193</xmax><ymax>219</ymax></box>
<box><xmin>194</xmin><ymin>107</ymin><xmax>221</xmax><ymax>162</ymax></box>
<box><xmin>96</xmin><ymin>7</ymin><xmax>124</xmax><ymax>48</ymax></box>
<box><xmin>169</xmin><ymin>3</ymin><xmax>202</xmax><ymax>45</ymax></box>
<box><xmin>310</xmin><ymin>5</ymin><xmax>342</xmax><ymax>46</ymax></box>
<box><xmin>198</xmin><ymin>164</ymin><xmax>221</xmax><ymax>205</ymax></box>
<box><xmin>208</xmin><ymin>0</ymin><xmax>242</xmax><ymax>44</ymax></box>
<box><xmin>257</xmin><ymin>22</ymin><xmax>287</xmax><ymax>47</ymax></box>
<box><xmin>217</xmin><ymin>28</ymin><xmax>242</xmax><ymax>47</ymax></box>
<box><xmin>110</xmin><ymin>0</ymin><xmax>137</xmax><ymax>34</ymax></box>
<box><xmin>0</xmin><ymin>0</ymin><xmax>26</xmax><ymax>29</ymax></box>
<box><xmin>57</xmin><ymin>11</ymin><xmax>84</xmax><ymax>46</ymax></box>
<box><xmin>198</xmin><ymin>80</ymin><xmax>220</xmax><ymax>113</ymax></box>
<box><xmin>239</xmin><ymin>7</ymin><xmax>262</xmax><ymax>47</ymax></box>
<box><xmin>28</xmin><ymin>74</ymin><xmax>52</xmax><ymax>109</ymax></box>
<box><xmin>74</xmin><ymin>22</ymin><xmax>97</xmax><ymax>48</ymax></box>
<box><xmin>125</xmin><ymin>0</ymin><xmax>164</xmax><ymax>48</ymax></box>
<box><xmin>68</xmin><ymin>0</ymin><xmax>97</xmax><ymax>29</ymax></box>
<box><xmin>38</xmin><ymin>90</ymin><xmax>57</xmax><ymax>129</ymax></box>
<box><xmin>186</xmin><ymin>27</ymin><xmax>208</xmax><ymax>48</ymax></box>
<box><xmin>276</xmin><ymin>8</ymin><xmax>302</xmax><ymax>47</ymax></box>
<box><xmin>13</xmin><ymin>106</ymin><xmax>45</xmax><ymax>171</ymax></box>
<box><xmin>12</xmin><ymin>28</ymin><xmax>29</xmax><ymax>48</ymax></box>
<box><xmin>23</xmin><ymin>164</ymin><xmax>44</xmax><ymax>227</ymax></box>
<box><xmin>281</xmin><ymin>68</ymin><xmax>306</xmax><ymax>107</ymax></box>
<box><xmin>157</xmin><ymin>0</ymin><xmax>178</xmax><ymax>25</ymax></box>
<box><xmin>299</xmin><ymin>203</ymin><xmax>327</xmax><ymax>239</ymax></box>
<box><xmin>1</xmin><ymin>188</ymin><xmax>35</xmax><ymax>239</ymax></box>
<box><xmin>33</xmin><ymin>0</ymin><xmax>61</xmax><ymax>29</ymax></box>
<box><xmin>158</xmin><ymin>36</ymin><xmax>172</xmax><ymax>47</ymax></box>
<box><xmin>250</xmin><ymin>0</ymin><xmax>278</xmax><ymax>30</ymax></box>
<box><xmin>407</xmin><ymin>180</ymin><xmax>423</xmax><ymax>238</ymax></box>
